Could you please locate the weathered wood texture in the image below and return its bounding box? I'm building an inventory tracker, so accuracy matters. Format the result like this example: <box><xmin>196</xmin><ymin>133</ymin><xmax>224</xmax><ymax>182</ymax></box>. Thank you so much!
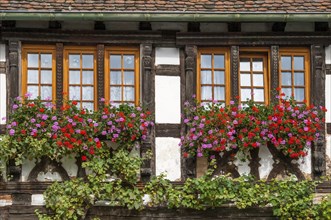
<box><xmin>155</xmin><ymin>124</ymin><xmax>181</xmax><ymax>137</ymax></box>
<box><xmin>230</xmin><ymin>46</ymin><xmax>239</xmax><ymax>99</ymax></box>
<box><xmin>155</xmin><ymin>65</ymin><xmax>180</xmax><ymax>76</ymax></box>
<box><xmin>270</xmin><ymin>45</ymin><xmax>279</xmax><ymax>103</ymax></box>
<box><xmin>97</xmin><ymin>44</ymin><xmax>105</xmax><ymax>107</ymax></box>
<box><xmin>55</xmin><ymin>43</ymin><xmax>63</xmax><ymax>108</ymax></box>
<box><xmin>327</xmin><ymin>123</ymin><xmax>331</xmax><ymax>135</ymax></box>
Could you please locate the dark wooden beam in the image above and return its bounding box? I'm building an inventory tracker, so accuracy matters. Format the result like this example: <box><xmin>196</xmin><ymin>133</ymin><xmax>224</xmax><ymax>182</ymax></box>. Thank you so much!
<box><xmin>188</xmin><ymin>22</ymin><xmax>200</xmax><ymax>32</ymax></box>
<box><xmin>230</xmin><ymin>46</ymin><xmax>239</xmax><ymax>99</ymax></box>
<box><xmin>94</xmin><ymin>21</ymin><xmax>105</xmax><ymax>30</ymax></box>
<box><xmin>270</xmin><ymin>45</ymin><xmax>280</xmax><ymax>103</ymax></box>
<box><xmin>228</xmin><ymin>22</ymin><xmax>241</xmax><ymax>32</ymax></box>
<box><xmin>155</xmin><ymin>124</ymin><xmax>181</xmax><ymax>137</ymax></box>
<box><xmin>315</xmin><ymin>22</ymin><xmax>329</xmax><ymax>32</ymax></box>
<box><xmin>272</xmin><ymin>22</ymin><xmax>286</xmax><ymax>32</ymax></box>
<box><xmin>1</xmin><ymin>21</ymin><xmax>16</xmax><ymax>28</ymax></box>
<box><xmin>55</xmin><ymin>43</ymin><xmax>63</xmax><ymax>109</ymax></box>
<box><xmin>49</xmin><ymin>21</ymin><xmax>61</xmax><ymax>29</ymax></box>
<box><xmin>96</xmin><ymin>44</ymin><xmax>105</xmax><ymax>107</ymax></box>
<box><xmin>155</xmin><ymin>65</ymin><xmax>180</xmax><ymax>76</ymax></box>
<box><xmin>139</xmin><ymin>21</ymin><xmax>152</xmax><ymax>31</ymax></box>
<box><xmin>327</xmin><ymin>123</ymin><xmax>331</xmax><ymax>135</ymax></box>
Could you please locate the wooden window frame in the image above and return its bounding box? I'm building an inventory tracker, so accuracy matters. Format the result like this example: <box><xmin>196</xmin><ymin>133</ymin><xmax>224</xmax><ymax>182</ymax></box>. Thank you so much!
<box><xmin>63</xmin><ymin>46</ymin><xmax>97</xmax><ymax>110</ymax></box>
<box><xmin>21</xmin><ymin>45</ymin><xmax>56</xmax><ymax>101</ymax></box>
<box><xmin>238</xmin><ymin>48</ymin><xmax>270</xmax><ymax>105</ymax></box>
<box><xmin>279</xmin><ymin>48</ymin><xmax>310</xmax><ymax>104</ymax></box>
<box><xmin>104</xmin><ymin>47</ymin><xmax>140</xmax><ymax>106</ymax></box>
<box><xmin>197</xmin><ymin>48</ymin><xmax>231</xmax><ymax>104</ymax></box>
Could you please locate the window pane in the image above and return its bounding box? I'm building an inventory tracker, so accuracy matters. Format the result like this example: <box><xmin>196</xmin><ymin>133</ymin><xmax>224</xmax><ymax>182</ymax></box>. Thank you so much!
<box><xmin>110</xmin><ymin>87</ymin><xmax>121</xmax><ymax>101</ymax></box>
<box><xmin>253</xmin><ymin>89</ymin><xmax>264</xmax><ymax>102</ymax></box>
<box><xmin>253</xmin><ymin>74</ymin><xmax>264</xmax><ymax>86</ymax></box>
<box><xmin>294</xmin><ymin>88</ymin><xmax>305</xmax><ymax>102</ymax></box>
<box><xmin>241</xmin><ymin>88</ymin><xmax>251</xmax><ymax>101</ymax></box>
<box><xmin>201</xmin><ymin>86</ymin><xmax>212</xmax><ymax>100</ymax></box>
<box><xmin>281</xmin><ymin>72</ymin><xmax>292</xmax><ymax>86</ymax></box>
<box><xmin>110</xmin><ymin>71</ymin><xmax>121</xmax><ymax>85</ymax></box>
<box><xmin>240</xmin><ymin>74</ymin><xmax>251</xmax><ymax>86</ymax></box>
<box><xmin>27</xmin><ymin>86</ymin><xmax>39</xmax><ymax>99</ymax></box>
<box><xmin>281</xmin><ymin>56</ymin><xmax>291</xmax><ymax>70</ymax></box>
<box><xmin>294</xmin><ymin>72</ymin><xmax>304</xmax><ymax>86</ymax></box>
<box><xmin>69</xmin><ymin>70</ymin><xmax>80</xmax><ymax>84</ymax></box>
<box><xmin>69</xmin><ymin>86</ymin><xmax>81</xmax><ymax>100</ymax></box>
<box><xmin>294</xmin><ymin>56</ymin><xmax>304</xmax><ymax>70</ymax></box>
<box><xmin>282</xmin><ymin>88</ymin><xmax>292</xmax><ymax>98</ymax></box>
<box><xmin>27</xmin><ymin>54</ymin><xmax>39</xmax><ymax>68</ymax></box>
<box><xmin>110</xmin><ymin>55</ymin><xmax>121</xmax><ymax>69</ymax></box>
<box><xmin>124</xmin><ymin>71</ymin><xmax>134</xmax><ymax>85</ymax></box>
<box><xmin>82</xmin><ymin>86</ymin><xmax>94</xmax><ymax>101</ymax></box>
<box><xmin>41</xmin><ymin>86</ymin><xmax>52</xmax><ymax>100</ymax></box>
<box><xmin>214</xmin><ymin>55</ymin><xmax>224</xmax><ymax>68</ymax></box>
<box><xmin>82</xmin><ymin>102</ymin><xmax>94</xmax><ymax>112</ymax></box>
<box><xmin>201</xmin><ymin>55</ymin><xmax>211</xmax><ymax>68</ymax></box>
<box><xmin>41</xmin><ymin>70</ymin><xmax>52</xmax><ymax>84</ymax></box>
<box><xmin>214</xmin><ymin>71</ymin><xmax>224</xmax><ymax>84</ymax></box>
<box><xmin>201</xmin><ymin>70</ymin><xmax>212</xmax><ymax>84</ymax></box>
<box><xmin>69</xmin><ymin>54</ymin><xmax>80</xmax><ymax>68</ymax></box>
<box><xmin>240</xmin><ymin>58</ymin><xmax>250</xmax><ymax>71</ymax></box>
<box><xmin>214</xmin><ymin>86</ymin><xmax>225</xmax><ymax>101</ymax></box>
<box><xmin>252</xmin><ymin>58</ymin><xmax>263</xmax><ymax>71</ymax></box>
<box><xmin>27</xmin><ymin>70</ymin><xmax>39</xmax><ymax>84</ymax></box>
<box><xmin>82</xmin><ymin>55</ymin><xmax>94</xmax><ymax>68</ymax></box>
<box><xmin>124</xmin><ymin>87</ymin><xmax>134</xmax><ymax>101</ymax></box>
<box><xmin>82</xmin><ymin>71</ymin><xmax>94</xmax><ymax>84</ymax></box>
<box><xmin>124</xmin><ymin>55</ymin><xmax>134</xmax><ymax>69</ymax></box>
<box><xmin>40</xmin><ymin>54</ymin><xmax>52</xmax><ymax>68</ymax></box>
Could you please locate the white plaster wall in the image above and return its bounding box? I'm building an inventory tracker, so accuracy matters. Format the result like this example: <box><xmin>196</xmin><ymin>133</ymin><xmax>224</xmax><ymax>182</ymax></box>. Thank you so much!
<box><xmin>0</xmin><ymin>44</ymin><xmax>5</xmax><ymax>61</ymax></box>
<box><xmin>326</xmin><ymin>45</ymin><xmax>331</xmax><ymax>65</ymax></box>
<box><xmin>21</xmin><ymin>159</ymin><xmax>36</xmax><ymax>182</ymax></box>
<box><xmin>241</xmin><ymin>23</ymin><xmax>272</xmax><ymax>32</ymax></box>
<box><xmin>200</xmin><ymin>23</ymin><xmax>228</xmax><ymax>32</ymax></box>
<box><xmin>155</xmin><ymin>48</ymin><xmax>180</xmax><ymax>65</ymax></box>
<box><xmin>258</xmin><ymin>146</ymin><xmax>274</xmax><ymax>179</ymax></box>
<box><xmin>0</xmin><ymin>74</ymin><xmax>6</xmax><ymax>125</ymax></box>
<box><xmin>31</xmin><ymin>194</ymin><xmax>45</xmax><ymax>205</ymax></box>
<box><xmin>234</xmin><ymin>153</ymin><xmax>250</xmax><ymax>176</ymax></box>
<box><xmin>298</xmin><ymin>148</ymin><xmax>312</xmax><ymax>175</ymax></box>
<box><xmin>285</xmin><ymin>22</ymin><xmax>314</xmax><ymax>32</ymax></box>
<box><xmin>326</xmin><ymin>75</ymin><xmax>331</xmax><ymax>123</ymax></box>
<box><xmin>327</xmin><ymin>135</ymin><xmax>331</xmax><ymax>160</ymax></box>
<box><xmin>151</xmin><ymin>22</ymin><xmax>187</xmax><ymax>32</ymax></box>
<box><xmin>155</xmin><ymin>76</ymin><xmax>181</xmax><ymax>124</ymax></box>
<box><xmin>105</xmin><ymin>22</ymin><xmax>139</xmax><ymax>31</ymax></box>
<box><xmin>155</xmin><ymin>137</ymin><xmax>181</xmax><ymax>181</ymax></box>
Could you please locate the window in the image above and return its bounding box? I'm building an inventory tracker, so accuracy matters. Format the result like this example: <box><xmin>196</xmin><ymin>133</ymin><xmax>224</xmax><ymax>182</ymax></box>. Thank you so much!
<box><xmin>22</xmin><ymin>45</ymin><xmax>56</xmax><ymax>101</ymax></box>
<box><xmin>64</xmin><ymin>47</ymin><xmax>97</xmax><ymax>111</ymax></box>
<box><xmin>104</xmin><ymin>47</ymin><xmax>140</xmax><ymax>105</ymax></box>
<box><xmin>279</xmin><ymin>48</ymin><xmax>310</xmax><ymax>104</ymax></box>
<box><xmin>239</xmin><ymin>53</ymin><xmax>268</xmax><ymax>104</ymax></box>
<box><xmin>197</xmin><ymin>48</ymin><xmax>230</xmax><ymax>104</ymax></box>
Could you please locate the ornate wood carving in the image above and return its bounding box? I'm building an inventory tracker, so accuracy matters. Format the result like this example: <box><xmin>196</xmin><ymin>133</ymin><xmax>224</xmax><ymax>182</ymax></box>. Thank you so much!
<box><xmin>267</xmin><ymin>143</ymin><xmax>305</xmax><ymax>180</ymax></box>
<box><xmin>55</xmin><ymin>43</ymin><xmax>63</xmax><ymax>109</ymax></box>
<box><xmin>28</xmin><ymin>156</ymin><xmax>69</xmax><ymax>182</ymax></box>
<box><xmin>270</xmin><ymin>45</ymin><xmax>279</xmax><ymax>103</ymax></box>
<box><xmin>249</xmin><ymin>148</ymin><xmax>261</xmax><ymax>180</ymax></box>
<box><xmin>311</xmin><ymin>45</ymin><xmax>326</xmax><ymax>178</ymax></box>
<box><xmin>230</xmin><ymin>46</ymin><xmax>239</xmax><ymax>99</ymax></box>
<box><xmin>212</xmin><ymin>149</ymin><xmax>240</xmax><ymax>178</ymax></box>
<box><xmin>97</xmin><ymin>44</ymin><xmax>105</xmax><ymax>108</ymax></box>
<box><xmin>141</xmin><ymin>43</ymin><xmax>154</xmax><ymax>182</ymax></box>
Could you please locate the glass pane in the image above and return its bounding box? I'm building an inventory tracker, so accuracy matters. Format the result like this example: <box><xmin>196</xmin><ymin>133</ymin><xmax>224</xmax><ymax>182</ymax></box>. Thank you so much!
<box><xmin>124</xmin><ymin>55</ymin><xmax>134</xmax><ymax>69</ymax></box>
<box><xmin>69</xmin><ymin>71</ymin><xmax>80</xmax><ymax>84</ymax></box>
<box><xmin>69</xmin><ymin>54</ymin><xmax>80</xmax><ymax>68</ymax></box>
<box><xmin>124</xmin><ymin>71</ymin><xmax>134</xmax><ymax>85</ymax></box>
<box><xmin>27</xmin><ymin>70</ymin><xmax>39</xmax><ymax>84</ymax></box>
<box><xmin>82</xmin><ymin>86</ymin><xmax>94</xmax><ymax>101</ymax></box>
<box><xmin>252</xmin><ymin>58</ymin><xmax>263</xmax><ymax>71</ymax></box>
<box><xmin>69</xmin><ymin>86</ymin><xmax>81</xmax><ymax>100</ymax></box>
<box><xmin>240</xmin><ymin>74</ymin><xmax>251</xmax><ymax>86</ymax></box>
<box><xmin>201</xmin><ymin>70</ymin><xmax>212</xmax><ymax>84</ymax></box>
<box><xmin>214</xmin><ymin>86</ymin><xmax>225</xmax><ymax>101</ymax></box>
<box><xmin>27</xmin><ymin>86</ymin><xmax>39</xmax><ymax>99</ymax></box>
<box><xmin>294</xmin><ymin>56</ymin><xmax>304</xmax><ymax>70</ymax></box>
<box><xmin>110</xmin><ymin>71</ymin><xmax>121</xmax><ymax>85</ymax></box>
<box><xmin>201</xmin><ymin>55</ymin><xmax>211</xmax><ymax>68</ymax></box>
<box><xmin>253</xmin><ymin>74</ymin><xmax>264</xmax><ymax>86</ymax></box>
<box><xmin>201</xmin><ymin>86</ymin><xmax>212</xmax><ymax>100</ymax></box>
<box><xmin>82</xmin><ymin>71</ymin><xmax>94</xmax><ymax>84</ymax></box>
<box><xmin>214</xmin><ymin>55</ymin><xmax>224</xmax><ymax>68</ymax></box>
<box><xmin>281</xmin><ymin>56</ymin><xmax>291</xmax><ymax>70</ymax></box>
<box><xmin>40</xmin><ymin>54</ymin><xmax>52</xmax><ymax>68</ymax></box>
<box><xmin>294</xmin><ymin>88</ymin><xmax>305</xmax><ymax>102</ymax></box>
<box><xmin>253</xmin><ymin>89</ymin><xmax>264</xmax><ymax>102</ymax></box>
<box><xmin>27</xmin><ymin>54</ymin><xmax>39</xmax><ymax>68</ymax></box>
<box><xmin>110</xmin><ymin>55</ymin><xmax>121</xmax><ymax>69</ymax></box>
<box><xmin>281</xmin><ymin>72</ymin><xmax>292</xmax><ymax>86</ymax></box>
<box><xmin>241</xmin><ymin>88</ymin><xmax>251</xmax><ymax>101</ymax></box>
<box><xmin>41</xmin><ymin>70</ymin><xmax>52</xmax><ymax>84</ymax></box>
<box><xmin>282</xmin><ymin>88</ymin><xmax>292</xmax><ymax>98</ymax></box>
<box><xmin>124</xmin><ymin>87</ymin><xmax>134</xmax><ymax>101</ymax></box>
<box><xmin>41</xmin><ymin>86</ymin><xmax>52</xmax><ymax>100</ymax></box>
<box><xmin>82</xmin><ymin>55</ymin><xmax>94</xmax><ymax>68</ymax></box>
<box><xmin>110</xmin><ymin>87</ymin><xmax>121</xmax><ymax>101</ymax></box>
<box><xmin>294</xmin><ymin>72</ymin><xmax>304</xmax><ymax>86</ymax></box>
<box><xmin>214</xmin><ymin>71</ymin><xmax>224</xmax><ymax>84</ymax></box>
<box><xmin>240</xmin><ymin>58</ymin><xmax>250</xmax><ymax>71</ymax></box>
<box><xmin>82</xmin><ymin>102</ymin><xmax>94</xmax><ymax>112</ymax></box>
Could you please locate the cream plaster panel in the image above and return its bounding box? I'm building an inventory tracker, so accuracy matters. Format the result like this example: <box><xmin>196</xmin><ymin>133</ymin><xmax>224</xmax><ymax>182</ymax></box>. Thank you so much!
<box><xmin>259</xmin><ymin>146</ymin><xmax>274</xmax><ymax>179</ymax></box>
<box><xmin>325</xmin><ymin>45</ymin><xmax>331</xmax><ymax>65</ymax></box>
<box><xmin>326</xmin><ymin>75</ymin><xmax>331</xmax><ymax>123</ymax></box>
<box><xmin>155</xmin><ymin>137</ymin><xmax>181</xmax><ymax>181</ymax></box>
<box><xmin>0</xmin><ymin>74</ymin><xmax>6</xmax><ymax>124</ymax></box>
<box><xmin>31</xmin><ymin>194</ymin><xmax>45</xmax><ymax>206</ymax></box>
<box><xmin>155</xmin><ymin>48</ymin><xmax>180</xmax><ymax>65</ymax></box>
<box><xmin>155</xmin><ymin>76</ymin><xmax>181</xmax><ymax>124</ymax></box>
